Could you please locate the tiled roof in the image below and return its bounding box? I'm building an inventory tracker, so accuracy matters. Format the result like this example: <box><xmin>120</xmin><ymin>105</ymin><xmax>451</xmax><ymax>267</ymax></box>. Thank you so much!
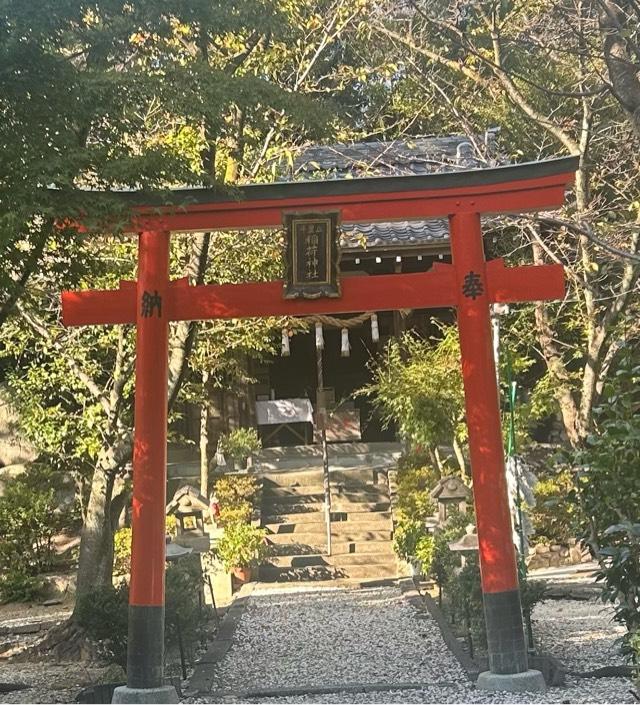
<box><xmin>285</xmin><ymin>131</ymin><xmax>503</xmax><ymax>252</ymax></box>
<box><xmin>290</xmin><ymin>132</ymin><xmax>501</xmax><ymax>180</ymax></box>
<box><xmin>340</xmin><ymin>219</ymin><xmax>448</xmax><ymax>251</ymax></box>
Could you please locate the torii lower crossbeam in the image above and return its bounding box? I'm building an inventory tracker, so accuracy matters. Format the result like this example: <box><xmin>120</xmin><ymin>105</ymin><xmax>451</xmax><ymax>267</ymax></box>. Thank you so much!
<box><xmin>61</xmin><ymin>157</ymin><xmax>577</xmax><ymax>700</ymax></box>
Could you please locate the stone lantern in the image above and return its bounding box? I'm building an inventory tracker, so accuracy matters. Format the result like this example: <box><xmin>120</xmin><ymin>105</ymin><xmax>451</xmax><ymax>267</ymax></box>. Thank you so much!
<box><xmin>448</xmin><ymin>524</ymin><xmax>479</xmax><ymax>568</ymax></box>
<box><xmin>166</xmin><ymin>485</ymin><xmax>211</xmax><ymax>552</ymax></box>
<box><xmin>430</xmin><ymin>476</ymin><xmax>470</xmax><ymax>524</ymax></box>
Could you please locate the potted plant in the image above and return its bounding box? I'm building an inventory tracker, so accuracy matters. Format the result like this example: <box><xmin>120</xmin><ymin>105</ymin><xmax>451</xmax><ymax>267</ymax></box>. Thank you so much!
<box><xmin>215</xmin><ymin>522</ymin><xmax>269</xmax><ymax>582</ymax></box>
<box><xmin>219</xmin><ymin>428</ymin><xmax>262</xmax><ymax>471</ymax></box>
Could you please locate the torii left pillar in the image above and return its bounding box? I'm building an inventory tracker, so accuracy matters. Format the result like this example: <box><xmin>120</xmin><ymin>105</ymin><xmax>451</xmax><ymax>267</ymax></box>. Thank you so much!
<box><xmin>113</xmin><ymin>230</ymin><xmax>178</xmax><ymax>704</ymax></box>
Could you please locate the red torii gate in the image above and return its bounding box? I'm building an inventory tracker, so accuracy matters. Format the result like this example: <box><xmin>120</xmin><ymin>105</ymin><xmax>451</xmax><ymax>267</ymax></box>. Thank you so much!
<box><xmin>62</xmin><ymin>156</ymin><xmax>577</xmax><ymax>701</ymax></box>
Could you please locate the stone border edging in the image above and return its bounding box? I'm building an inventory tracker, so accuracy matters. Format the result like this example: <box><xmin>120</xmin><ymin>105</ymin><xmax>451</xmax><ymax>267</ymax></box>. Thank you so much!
<box><xmin>398</xmin><ymin>578</ymin><xmax>481</xmax><ymax>681</ymax></box>
<box><xmin>215</xmin><ymin>679</ymin><xmax>460</xmax><ymax>701</ymax></box>
<box><xmin>187</xmin><ymin>582</ymin><xmax>255</xmax><ymax>696</ymax></box>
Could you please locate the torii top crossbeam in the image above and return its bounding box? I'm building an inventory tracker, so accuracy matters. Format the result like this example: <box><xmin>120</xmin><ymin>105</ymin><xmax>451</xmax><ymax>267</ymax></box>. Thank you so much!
<box><xmin>118</xmin><ymin>155</ymin><xmax>575</xmax><ymax>232</ymax></box>
<box><xmin>62</xmin><ymin>155</ymin><xmax>578</xmax><ymax>698</ymax></box>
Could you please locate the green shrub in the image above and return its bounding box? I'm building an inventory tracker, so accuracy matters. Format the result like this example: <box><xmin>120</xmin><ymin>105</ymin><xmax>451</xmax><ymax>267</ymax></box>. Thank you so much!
<box><xmin>395</xmin><ymin>464</ymin><xmax>438</xmax><ymax>524</ymax></box>
<box><xmin>214</xmin><ymin>474</ymin><xmax>259</xmax><ymax>508</ymax></box>
<box><xmin>446</xmin><ymin>555</ymin><xmax>486</xmax><ymax>649</ymax></box>
<box><xmin>415</xmin><ymin>534</ymin><xmax>435</xmax><ymax>574</ymax></box>
<box><xmin>219</xmin><ymin>428</ymin><xmax>261</xmax><ymax>463</ymax></box>
<box><xmin>113</xmin><ymin>527</ymin><xmax>132</xmax><ymax>576</ymax></box>
<box><xmin>596</xmin><ymin>521</ymin><xmax>640</xmax><ymax>641</ymax></box>
<box><xmin>215</xmin><ymin>522</ymin><xmax>269</xmax><ymax>571</ymax></box>
<box><xmin>397</xmin><ymin>447</ymin><xmax>433</xmax><ymax>474</ymax></box>
<box><xmin>520</xmin><ymin>577</ymin><xmax>547</xmax><ymax>618</ymax></box>
<box><xmin>431</xmin><ymin>510</ymin><xmax>474</xmax><ymax>594</ymax></box>
<box><xmin>0</xmin><ymin>464</ymin><xmax>73</xmax><ymax>603</ymax></box>
<box><xmin>530</xmin><ymin>469</ymin><xmax>579</xmax><ymax>544</ymax></box>
<box><xmin>76</xmin><ymin>584</ymin><xmax>129</xmax><ymax>669</ymax></box>
<box><xmin>165</xmin><ymin>559</ymin><xmax>207</xmax><ymax>657</ymax></box>
<box><xmin>0</xmin><ymin>572</ymin><xmax>45</xmax><ymax>604</ymax></box>
<box><xmin>76</xmin><ymin>561</ymin><xmax>209</xmax><ymax>671</ymax></box>
<box><xmin>630</xmin><ymin>630</ymin><xmax>640</xmax><ymax>693</ymax></box>
<box><xmin>392</xmin><ymin>519</ymin><xmax>425</xmax><ymax>562</ymax></box>
<box><xmin>217</xmin><ymin>503</ymin><xmax>252</xmax><ymax>527</ymax></box>
<box><xmin>359</xmin><ymin>327</ymin><xmax>465</xmax><ymax>459</ymax></box>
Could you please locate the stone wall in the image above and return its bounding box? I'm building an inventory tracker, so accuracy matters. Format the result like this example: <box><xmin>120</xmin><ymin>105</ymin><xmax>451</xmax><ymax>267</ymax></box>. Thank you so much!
<box><xmin>526</xmin><ymin>538</ymin><xmax>590</xmax><ymax>570</ymax></box>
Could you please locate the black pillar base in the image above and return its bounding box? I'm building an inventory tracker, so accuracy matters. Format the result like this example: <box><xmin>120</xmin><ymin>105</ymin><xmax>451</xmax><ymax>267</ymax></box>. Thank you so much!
<box><xmin>127</xmin><ymin>605</ymin><xmax>165</xmax><ymax>689</ymax></box>
<box><xmin>483</xmin><ymin>589</ymin><xmax>528</xmax><ymax>674</ymax></box>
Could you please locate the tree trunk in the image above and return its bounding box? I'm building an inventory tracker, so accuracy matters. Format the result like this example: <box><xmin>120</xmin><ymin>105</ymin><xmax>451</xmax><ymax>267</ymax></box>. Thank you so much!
<box><xmin>200</xmin><ymin>371</ymin><xmax>210</xmax><ymax>497</ymax></box>
<box><xmin>531</xmin><ymin>241</ymin><xmax>582</xmax><ymax>447</ymax></box>
<box><xmin>73</xmin><ymin>458</ymin><xmax>117</xmax><ymax>609</ymax></box>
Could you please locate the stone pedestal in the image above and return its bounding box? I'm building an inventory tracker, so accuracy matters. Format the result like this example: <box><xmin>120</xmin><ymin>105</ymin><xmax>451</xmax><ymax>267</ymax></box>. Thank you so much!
<box><xmin>112</xmin><ymin>685</ymin><xmax>178</xmax><ymax>703</ymax></box>
<box><xmin>476</xmin><ymin>669</ymin><xmax>546</xmax><ymax>693</ymax></box>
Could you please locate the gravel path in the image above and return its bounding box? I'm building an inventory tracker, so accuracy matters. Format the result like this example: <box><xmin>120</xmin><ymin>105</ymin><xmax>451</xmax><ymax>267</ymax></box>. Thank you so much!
<box><xmin>0</xmin><ymin>585</ymin><xmax>633</xmax><ymax>703</ymax></box>
<box><xmin>189</xmin><ymin>585</ymin><xmax>636</xmax><ymax>704</ymax></box>
<box><xmin>0</xmin><ymin>662</ymin><xmax>117</xmax><ymax>704</ymax></box>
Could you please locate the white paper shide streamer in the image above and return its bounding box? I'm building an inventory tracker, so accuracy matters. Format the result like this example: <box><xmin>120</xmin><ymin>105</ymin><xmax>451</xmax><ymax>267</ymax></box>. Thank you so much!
<box><xmin>281</xmin><ymin>329</ymin><xmax>290</xmax><ymax>356</ymax></box>
<box><xmin>315</xmin><ymin>322</ymin><xmax>324</xmax><ymax>350</ymax></box>
<box><xmin>370</xmin><ymin>313</ymin><xmax>379</xmax><ymax>343</ymax></box>
<box><xmin>341</xmin><ymin>328</ymin><xmax>350</xmax><ymax>357</ymax></box>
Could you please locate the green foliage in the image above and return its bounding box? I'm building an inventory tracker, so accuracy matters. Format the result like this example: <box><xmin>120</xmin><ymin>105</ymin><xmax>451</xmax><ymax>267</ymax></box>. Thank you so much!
<box><xmin>0</xmin><ymin>572</ymin><xmax>45</xmax><ymax>605</ymax></box>
<box><xmin>360</xmin><ymin>326</ymin><xmax>465</xmax><ymax>459</ymax></box>
<box><xmin>562</xmin><ymin>351</ymin><xmax>640</xmax><ymax>640</ymax></box>
<box><xmin>77</xmin><ymin>560</ymin><xmax>209</xmax><ymax>670</ymax></box>
<box><xmin>414</xmin><ymin>533</ymin><xmax>435</xmax><ymax>575</ymax></box>
<box><xmin>113</xmin><ymin>528</ymin><xmax>132</xmax><ymax>576</ymax></box>
<box><xmin>165</xmin><ymin>559</ymin><xmax>208</xmax><ymax>656</ymax></box>
<box><xmin>212</xmin><ymin>467</ymin><xmax>260</xmax><ymax>528</ymax></box>
<box><xmin>0</xmin><ymin>465</ymin><xmax>73</xmax><ymax>603</ymax></box>
<box><xmin>76</xmin><ymin>584</ymin><xmax>129</xmax><ymax>669</ymax></box>
<box><xmin>630</xmin><ymin>630</ymin><xmax>640</xmax><ymax>681</ymax></box>
<box><xmin>215</xmin><ymin>523</ymin><xmax>269</xmax><ymax>571</ymax></box>
<box><xmin>596</xmin><ymin>522</ymin><xmax>640</xmax><ymax>641</ymax></box>
<box><xmin>520</xmin><ymin>577</ymin><xmax>548</xmax><ymax>620</ymax></box>
<box><xmin>217</xmin><ymin>504</ymin><xmax>252</xmax><ymax>527</ymax></box>
<box><xmin>431</xmin><ymin>510</ymin><xmax>473</xmax><ymax>591</ymax></box>
<box><xmin>392</xmin><ymin>519</ymin><xmax>426</xmax><ymax>562</ymax></box>
<box><xmin>395</xmin><ymin>461</ymin><xmax>438</xmax><ymax>525</ymax></box>
<box><xmin>446</xmin><ymin>556</ymin><xmax>487</xmax><ymax>649</ymax></box>
<box><xmin>219</xmin><ymin>428</ymin><xmax>261</xmax><ymax>462</ymax></box>
<box><xmin>530</xmin><ymin>469</ymin><xmax>580</xmax><ymax>544</ymax></box>
<box><xmin>572</xmin><ymin>352</ymin><xmax>640</xmax><ymax>542</ymax></box>
<box><xmin>214</xmin><ymin>474</ymin><xmax>259</xmax><ymax>507</ymax></box>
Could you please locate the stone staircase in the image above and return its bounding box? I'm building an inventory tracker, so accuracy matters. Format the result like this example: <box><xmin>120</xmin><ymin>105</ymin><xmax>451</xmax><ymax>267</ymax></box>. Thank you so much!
<box><xmin>258</xmin><ymin>446</ymin><xmax>401</xmax><ymax>581</ymax></box>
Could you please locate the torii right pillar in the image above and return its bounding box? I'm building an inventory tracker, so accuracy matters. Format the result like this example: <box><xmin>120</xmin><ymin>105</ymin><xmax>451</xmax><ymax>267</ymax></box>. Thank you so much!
<box><xmin>449</xmin><ymin>212</ymin><xmax>546</xmax><ymax>693</ymax></box>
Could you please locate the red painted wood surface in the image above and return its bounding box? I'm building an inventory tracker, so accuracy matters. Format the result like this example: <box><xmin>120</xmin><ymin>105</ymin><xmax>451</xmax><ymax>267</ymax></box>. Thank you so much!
<box><xmin>61</xmin><ymin>260</ymin><xmax>563</xmax><ymax>327</ymax></box>
<box><xmin>450</xmin><ymin>212</ymin><xmax>520</xmax><ymax>594</ymax></box>
<box><xmin>130</xmin><ymin>172</ymin><xmax>572</xmax><ymax>233</ymax></box>
<box><xmin>129</xmin><ymin>230</ymin><xmax>170</xmax><ymax>608</ymax></box>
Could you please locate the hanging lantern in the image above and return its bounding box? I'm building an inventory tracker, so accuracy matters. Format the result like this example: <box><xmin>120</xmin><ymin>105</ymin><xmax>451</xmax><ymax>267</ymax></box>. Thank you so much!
<box><xmin>281</xmin><ymin>329</ymin><xmax>290</xmax><ymax>356</ymax></box>
<box><xmin>370</xmin><ymin>313</ymin><xmax>379</xmax><ymax>343</ymax></box>
<box><xmin>315</xmin><ymin>322</ymin><xmax>324</xmax><ymax>350</ymax></box>
<box><xmin>341</xmin><ymin>327</ymin><xmax>350</xmax><ymax>357</ymax></box>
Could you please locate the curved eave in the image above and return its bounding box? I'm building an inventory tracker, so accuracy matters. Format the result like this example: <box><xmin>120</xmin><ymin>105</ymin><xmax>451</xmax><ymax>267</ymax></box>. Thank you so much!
<box><xmin>98</xmin><ymin>156</ymin><xmax>580</xmax><ymax>233</ymax></box>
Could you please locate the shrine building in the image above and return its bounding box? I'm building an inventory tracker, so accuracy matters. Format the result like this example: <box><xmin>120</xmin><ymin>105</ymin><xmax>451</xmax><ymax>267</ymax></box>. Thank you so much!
<box><xmin>183</xmin><ymin>131</ymin><xmax>505</xmax><ymax>449</ymax></box>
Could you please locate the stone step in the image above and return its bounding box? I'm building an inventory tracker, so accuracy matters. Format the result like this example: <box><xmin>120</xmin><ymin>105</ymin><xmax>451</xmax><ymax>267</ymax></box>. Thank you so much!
<box><xmin>263</xmin><ymin>517</ymin><xmax>392</xmax><ymax>534</ymax></box>
<box><xmin>265</xmin><ymin>529</ymin><xmax>393</xmax><ymax>543</ymax></box>
<box><xmin>258</xmin><ymin>562</ymin><xmax>399</xmax><ymax>582</ymax></box>
<box><xmin>262</xmin><ymin>500</ymin><xmax>390</xmax><ymax>517</ymax></box>
<box><xmin>267</xmin><ymin>540</ymin><xmax>394</xmax><ymax>556</ymax></box>
<box><xmin>255</xmin><ymin>442</ymin><xmax>402</xmax><ymax>472</ymax></box>
<box><xmin>257</xmin><ymin>441</ymin><xmax>401</xmax><ymax>460</ymax></box>
<box><xmin>264</xmin><ymin>552</ymin><xmax>397</xmax><ymax>568</ymax></box>
<box><xmin>261</xmin><ymin>485</ymin><xmax>389</xmax><ymax>500</ymax></box>
<box><xmin>262</xmin><ymin>509</ymin><xmax>392</xmax><ymax>525</ymax></box>
<box><xmin>261</xmin><ymin>466</ymin><xmax>390</xmax><ymax>489</ymax></box>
